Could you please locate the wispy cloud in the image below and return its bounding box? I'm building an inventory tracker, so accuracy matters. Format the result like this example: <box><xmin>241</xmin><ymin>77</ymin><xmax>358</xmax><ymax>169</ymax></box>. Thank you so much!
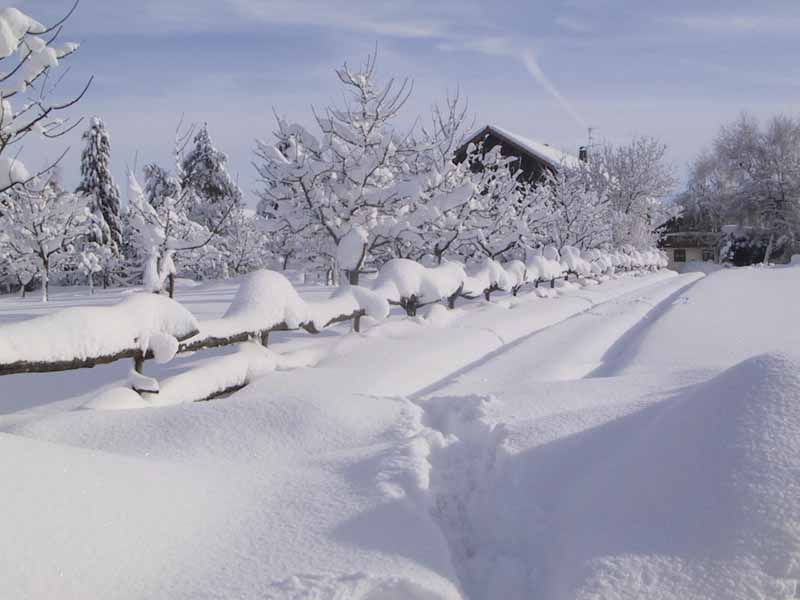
<box><xmin>521</xmin><ymin>49</ymin><xmax>587</xmax><ymax>128</ymax></box>
<box><xmin>231</xmin><ymin>0</ymin><xmax>450</xmax><ymax>38</ymax></box>
<box><xmin>674</xmin><ymin>14</ymin><xmax>800</xmax><ymax>33</ymax></box>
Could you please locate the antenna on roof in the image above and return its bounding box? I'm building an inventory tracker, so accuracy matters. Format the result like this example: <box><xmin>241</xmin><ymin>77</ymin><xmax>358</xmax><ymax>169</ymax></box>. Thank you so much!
<box><xmin>579</xmin><ymin>126</ymin><xmax>595</xmax><ymax>163</ymax></box>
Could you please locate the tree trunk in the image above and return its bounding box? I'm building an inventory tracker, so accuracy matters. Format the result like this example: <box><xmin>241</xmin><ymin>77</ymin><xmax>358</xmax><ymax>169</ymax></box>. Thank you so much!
<box><xmin>347</xmin><ymin>270</ymin><xmax>360</xmax><ymax>286</ymax></box>
<box><xmin>282</xmin><ymin>254</ymin><xmax>290</xmax><ymax>270</ymax></box>
<box><xmin>168</xmin><ymin>273</ymin><xmax>175</xmax><ymax>299</ymax></box>
<box><xmin>260</xmin><ymin>330</ymin><xmax>270</xmax><ymax>347</ymax></box>
<box><xmin>133</xmin><ymin>352</ymin><xmax>144</xmax><ymax>374</ymax></box>
<box><xmin>483</xmin><ymin>289</ymin><xmax>491</xmax><ymax>302</ymax></box>
<box><xmin>41</xmin><ymin>262</ymin><xmax>49</xmax><ymax>303</ymax></box>
<box><xmin>89</xmin><ymin>273</ymin><xmax>94</xmax><ymax>295</ymax></box>
<box><xmin>403</xmin><ymin>296</ymin><xmax>418</xmax><ymax>317</ymax></box>
<box><xmin>763</xmin><ymin>233</ymin><xmax>774</xmax><ymax>265</ymax></box>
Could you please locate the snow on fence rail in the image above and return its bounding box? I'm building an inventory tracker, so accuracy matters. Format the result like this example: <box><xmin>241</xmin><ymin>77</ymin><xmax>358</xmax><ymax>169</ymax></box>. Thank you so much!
<box><xmin>0</xmin><ymin>247</ymin><xmax>668</xmax><ymax>403</ymax></box>
<box><xmin>0</xmin><ymin>294</ymin><xmax>199</xmax><ymax>376</ymax></box>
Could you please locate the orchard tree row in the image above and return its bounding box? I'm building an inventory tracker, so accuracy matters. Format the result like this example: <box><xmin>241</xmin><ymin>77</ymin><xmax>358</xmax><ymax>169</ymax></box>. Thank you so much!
<box><xmin>0</xmin><ymin>4</ymin><xmax>682</xmax><ymax>302</ymax></box>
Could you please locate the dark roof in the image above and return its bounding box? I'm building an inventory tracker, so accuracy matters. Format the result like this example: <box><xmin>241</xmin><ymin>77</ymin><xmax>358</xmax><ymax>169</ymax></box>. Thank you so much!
<box><xmin>456</xmin><ymin>125</ymin><xmax>579</xmax><ymax>173</ymax></box>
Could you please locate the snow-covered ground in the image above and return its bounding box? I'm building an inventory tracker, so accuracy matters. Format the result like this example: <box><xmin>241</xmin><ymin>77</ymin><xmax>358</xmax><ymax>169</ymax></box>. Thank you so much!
<box><xmin>1</xmin><ymin>266</ymin><xmax>798</xmax><ymax>599</ymax></box>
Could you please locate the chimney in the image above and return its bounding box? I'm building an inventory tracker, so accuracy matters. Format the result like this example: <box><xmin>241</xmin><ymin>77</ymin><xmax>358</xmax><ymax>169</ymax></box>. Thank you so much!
<box><xmin>578</xmin><ymin>146</ymin><xmax>588</xmax><ymax>162</ymax></box>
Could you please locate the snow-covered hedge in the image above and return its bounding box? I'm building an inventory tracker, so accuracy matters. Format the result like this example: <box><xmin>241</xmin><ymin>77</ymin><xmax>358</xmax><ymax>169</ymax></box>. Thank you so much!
<box><xmin>0</xmin><ymin>293</ymin><xmax>199</xmax><ymax>373</ymax></box>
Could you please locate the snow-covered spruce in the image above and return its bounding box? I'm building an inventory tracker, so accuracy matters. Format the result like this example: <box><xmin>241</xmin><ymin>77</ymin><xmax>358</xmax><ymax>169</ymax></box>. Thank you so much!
<box><xmin>75</xmin><ymin>117</ymin><xmax>124</xmax><ymax>287</ymax></box>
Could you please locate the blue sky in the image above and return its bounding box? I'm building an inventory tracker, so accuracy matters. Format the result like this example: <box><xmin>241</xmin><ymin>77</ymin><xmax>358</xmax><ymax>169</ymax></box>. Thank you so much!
<box><xmin>14</xmin><ymin>0</ymin><xmax>800</xmax><ymax>201</ymax></box>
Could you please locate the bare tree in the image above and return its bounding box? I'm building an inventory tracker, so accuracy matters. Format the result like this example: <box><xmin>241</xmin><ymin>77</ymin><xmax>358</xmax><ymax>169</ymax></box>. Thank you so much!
<box><xmin>589</xmin><ymin>136</ymin><xmax>676</xmax><ymax>248</ymax></box>
<box><xmin>0</xmin><ymin>2</ymin><xmax>91</xmax><ymax>192</ymax></box>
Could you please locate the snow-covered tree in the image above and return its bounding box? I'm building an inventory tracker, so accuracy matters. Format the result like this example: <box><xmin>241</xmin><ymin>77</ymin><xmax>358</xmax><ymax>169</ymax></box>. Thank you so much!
<box><xmin>713</xmin><ymin>114</ymin><xmax>800</xmax><ymax>261</ymax></box>
<box><xmin>588</xmin><ymin>136</ymin><xmax>676</xmax><ymax>248</ymax></box>
<box><xmin>180</xmin><ymin>124</ymin><xmax>242</xmax><ymax>232</ymax></box>
<box><xmin>678</xmin><ymin>113</ymin><xmax>800</xmax><ymax>262</ymax></box>
<box><xmin>542</xmin><ymin>162</ymin><xmax>611</xmax><ymax>251</ymax></box>
<box><xmin>224</xmin><ymin>208</ymin><xmax>271</xmax><ymax>275</ymax></box>
<box><xmin>127</xmin><ymin>167</ymin><xmax>224</xmax><ymax>297</ymax></box>
<box><xmin>455</xmin><ymin>144</ymin><xmax>539</xmax><ymax>262</ymax></box>
<box><xmin>0</xmin><ymin>180</ymin><xmax>92</xmax><ymax>302</ymax></box>
<box><xmin>75</xmin><ymin>117</ymin><xmax>123</xmax><ymax>285</ymax></box>
<box><xmin>143</xmin><ymin>162</ymin><xmax>181</xmax><ymax>210</ymax></box>
<box><xmin>0</xmin><ymin>4</ymin><xmax>88</xmax><ymax>191</ymax></box>
<box><xmin>254</xmin><ymin>52</ymin><xmax>421</xmax><ymax>284</ymax></box>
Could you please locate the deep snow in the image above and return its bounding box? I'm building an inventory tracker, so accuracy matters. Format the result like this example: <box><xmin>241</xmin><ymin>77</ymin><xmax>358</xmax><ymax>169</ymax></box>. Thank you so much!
<box><xmin>1</xmin><ymin>266</ymin><xmax>798</xmax><ymax>599</ymax></box>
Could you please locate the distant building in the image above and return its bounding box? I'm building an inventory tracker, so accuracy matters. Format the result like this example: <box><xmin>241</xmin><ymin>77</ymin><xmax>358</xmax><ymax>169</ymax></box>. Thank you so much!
<box><xmin>659</xmin><ymin>231</ymin><xmax>720</xmax><ymax>270</ymax></box>
<box><xmin>658</xmin><ymin>219</ymin><xmax>782</xmax><ymax>269</ymax></box>
<box><xmin>454</xmin><ymin>125</ymin><xmax>582</xmax><ymax>184</ymax></box>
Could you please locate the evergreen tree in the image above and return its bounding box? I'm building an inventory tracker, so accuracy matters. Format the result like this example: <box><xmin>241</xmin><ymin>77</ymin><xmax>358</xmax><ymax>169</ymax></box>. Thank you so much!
<box><xmin>180</xmin><ymin>124</ymin><xmax>242</xmax><ymax>231</ymax></box>
<box><xmin>76</xmin><ymin>117</ymin><xmax>123</xmax><ymax>284</ymax></box>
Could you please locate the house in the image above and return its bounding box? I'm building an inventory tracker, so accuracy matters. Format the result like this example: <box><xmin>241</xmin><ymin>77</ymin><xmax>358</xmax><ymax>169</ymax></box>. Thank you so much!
<box><xmin>659</xmin><ymin>231</ymin><xmax>720</xmax><ymax>270</ymax></box>
<box><xmin>454</xmin><ymin>125</ymin><xmax>583</xmax><ymax>183</ymax></box>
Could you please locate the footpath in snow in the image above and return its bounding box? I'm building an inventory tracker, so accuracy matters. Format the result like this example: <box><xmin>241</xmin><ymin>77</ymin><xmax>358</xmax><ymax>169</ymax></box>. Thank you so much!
<box><xmin>1</xmin><ymin>267</ymin><xmax>798</xmax><ymax>600</ymax></box>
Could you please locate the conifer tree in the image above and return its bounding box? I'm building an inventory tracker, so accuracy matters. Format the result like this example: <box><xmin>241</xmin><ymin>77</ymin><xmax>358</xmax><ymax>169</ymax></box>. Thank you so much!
<box><xmin>76</xmin><ymin>117</ymin><xmax>123</xmax><ymax>284</ymax></box>
<box><xmin>180</xmin><ymin>124</ymin><xmax>241</xmax><ymax>231</ymax></box>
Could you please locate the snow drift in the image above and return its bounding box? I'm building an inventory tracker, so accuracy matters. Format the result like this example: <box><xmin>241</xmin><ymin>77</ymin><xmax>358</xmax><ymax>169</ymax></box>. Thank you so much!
<box><xmin>544</xmin><ymin>352</ymin><xmax>800</xmax><ymax>599</ymax></box>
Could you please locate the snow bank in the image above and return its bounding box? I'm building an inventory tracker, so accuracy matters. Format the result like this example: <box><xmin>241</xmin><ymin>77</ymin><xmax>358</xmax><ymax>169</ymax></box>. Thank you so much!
<box><xmin>0</xmin><ymin>293</ymin><xmax>198</xmax><ymax>367</ymax></box>
<box><xmin>547</xmin><ymin>352</ymin><xmax>800</xmax><ymax>599</ymax></box>
<box><xmin>679</xmin><ymin>259</ymin><xmax>725</xmax><ymax>275</ymax></box>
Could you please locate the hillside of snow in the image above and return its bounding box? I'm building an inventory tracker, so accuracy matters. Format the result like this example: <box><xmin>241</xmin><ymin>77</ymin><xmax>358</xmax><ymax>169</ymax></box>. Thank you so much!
<box><xmin>1</xmin><ymin>266</ymin><xmax>798</xmax><ymax>599</ymax></box>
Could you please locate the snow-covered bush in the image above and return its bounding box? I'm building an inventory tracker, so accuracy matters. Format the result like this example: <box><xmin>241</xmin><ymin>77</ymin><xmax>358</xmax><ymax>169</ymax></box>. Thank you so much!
<box><xmin>371</xmin><ymin>258</ymin><xmax>467</xmax><ymax>315</ymax></box>
<box><xmin>462</xmin><ymin>258</ymin><xmax>514</xmax><ymax>301</ymax></box>
<box><xmin>560</xmin><ymin>246</ymin><xmax>592</xmax><ymax>278</ymax></box>
<box><xmin>527</xmin><ymin>245</ymin><xmax>566</xmax><ymax>287</ymax></box>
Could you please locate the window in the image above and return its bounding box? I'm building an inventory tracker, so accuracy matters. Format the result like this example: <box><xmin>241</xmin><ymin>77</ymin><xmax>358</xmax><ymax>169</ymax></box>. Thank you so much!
<box><xmin>702</xmin><ymin>248</ymin><xmax>715</xmax><ymax>262</ymax></box>
<box><xmin>673</xmin><ymin>249</ymin><xmax>686</xmax><ymax>262</ymax></box>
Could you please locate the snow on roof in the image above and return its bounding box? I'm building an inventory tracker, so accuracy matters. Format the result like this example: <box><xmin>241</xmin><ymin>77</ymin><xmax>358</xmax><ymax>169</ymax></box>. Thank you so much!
<box><xmin>466</xmin><ymin>125</ymin><xmax>581</xmax><ymax>170</ymax></box>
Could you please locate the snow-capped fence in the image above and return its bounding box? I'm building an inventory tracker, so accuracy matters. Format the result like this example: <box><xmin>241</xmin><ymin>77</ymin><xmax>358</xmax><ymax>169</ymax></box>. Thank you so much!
<box><xmin>0</xmin><ymin>247</ymin><xmax>668</xmax><ymax>402</ymax></box>
<box><xmin>0</xmin><ymin>294</ymin><xmax>200</xmax><ymax>376</ymax></box>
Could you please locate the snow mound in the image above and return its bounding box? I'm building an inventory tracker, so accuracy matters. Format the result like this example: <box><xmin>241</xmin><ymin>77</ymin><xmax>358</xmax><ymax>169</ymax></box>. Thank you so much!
<box><xmin>82</xmin><ymin>387</ymin><xmax>148</xmax><ymax>411</ymax></box>
<box><xmin>372</xmin><ymin>259</ymin><xmax>466</xmax><ymax>304</ymax></box>
<box><xmin>0</xmin><ymin>293</ymin><xmax>199</xmax><ymax>367</ymax></box>
<box><xmin>549</xmin><ymin>352</ymin><xmax>800</xmax><ymax>599</ymax></box>
<box><xmin>679</xmin><ymin>260</ymin><xmax>725</xmax><ymax>275</ymax></box>
<box><xmin>560</xmin><ymin>246</ymin><xmax>592</xmax><ymax>277</ymax></box>
<box><xmin>462</xmin><ymin>259</ymin><xmax>512</xmax><ymax>297</ymax></box>
<box><xmin>527</xmin><ymin>246</ymin><xmax>565</xmax><ymax>282</ymax></box>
